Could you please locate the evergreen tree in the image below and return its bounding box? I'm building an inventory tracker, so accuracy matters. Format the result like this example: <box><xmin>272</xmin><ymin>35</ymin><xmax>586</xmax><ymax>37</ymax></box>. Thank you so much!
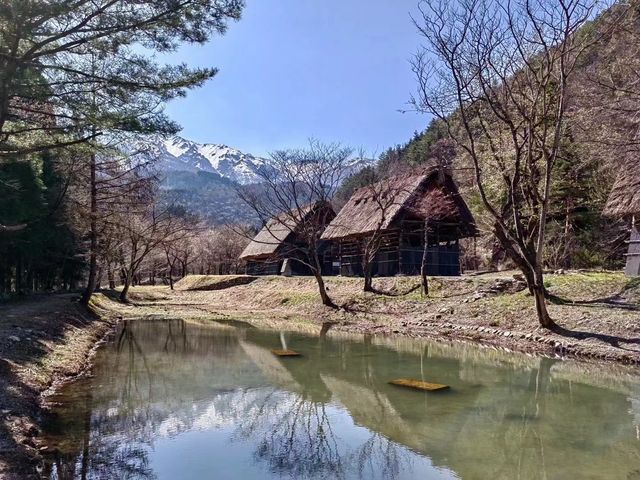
<box><xmin>0</xmin><ymin>152</ymin><xmax>83</xmax><ymax>295</ymax></box>
<box><xmin>0</xmin><ymin>1</ymin><xmax>244</xmax><ymax>160</ymax></box>
<box><xmin>0</xmin><ymin>0</ymin><xmax>245</xmax><ymax>296</ymax></box>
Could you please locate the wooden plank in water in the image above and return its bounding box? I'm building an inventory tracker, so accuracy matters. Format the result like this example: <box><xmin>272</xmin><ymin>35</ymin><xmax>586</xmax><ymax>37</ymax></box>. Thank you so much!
<box><xmin>271</xmin><ymin>349</ymin><xmax>301</xmax><ymax>357</ymax></box>
<box><xmin>389</xmin><ymin>378</ymin><xmax>450</xmax><ymax>392</ymax></box>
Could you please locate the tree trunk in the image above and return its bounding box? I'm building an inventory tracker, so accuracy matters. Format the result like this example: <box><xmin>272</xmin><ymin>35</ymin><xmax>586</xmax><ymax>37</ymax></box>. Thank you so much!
<box><xmin>95</xmin><ymin>266</ymin><xmax>103</xmax><ymax>291</ymax></box>
<box><xmin>107</xmin><ymin>265</ymin><xmax>116</xmax><ymax>289</ymax></box>
<box><xmin>314</xmin><ymin>272</ymin><xmax>335</xmax><ymax>308</ymax></box>
<box><xmin>494</xmin><ymin>226</ymin><xmax>536</xmax><ymax>295</ymax></box>
<box><xmin>363</xmin><ymin>259</ymin><xmax>373</xmax><ymax>292</ymax></box>
<box><xmin>562</xmin><ymin>199</ymin><xmax>573</xmax><ymax>269</ymax></box>
<box><xmin>362</xmin><ymin>237</ymin><xmax>378</xmax><ymax>293</ymax></box>
<box><xmin>311</xmin><ymin>251</ymin><xmax>335</xmax><ymax>308</ymax></box>
<box><xmin>119</xmin><ymin>272</ymin><xmax>132</xmax><ymax>302</ymax></box>
<box><xmin>26</xmin><ymin>266</ymin><xmax>34</xmax><ymax>294</ymax></box>
<box><xmin>150</xmin><ymin>265</ymin><xmax>156</xmax><ymax>286</ymax></box>
<box><xmin>532</xmin><ymin>267</ymin><xmax>556</xmax><ymax>329</ymax></box>
<box><xmin>16</xmin><ymin>254</ymin><xmax>22</xmax><ymax>294</ymax></box>
<box><xmin>420</xmin><ymin>218</ymin><xmax>429</xmax><ymax>296</ymax></box>
<box><xmin>81</xmin><ymin>152</ymin><xmax>97</xmax><ymax>306</ymax></box>
<box><xmin>181</xmin><ymin>261</ymin><xmax>187</xmax><ymax>278</ymax></box>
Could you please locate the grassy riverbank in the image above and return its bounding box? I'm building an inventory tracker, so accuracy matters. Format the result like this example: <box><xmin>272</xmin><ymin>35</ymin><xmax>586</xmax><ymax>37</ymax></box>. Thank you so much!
<box><xmin>109</xmin><ymin>270</ymin><xmax>640</xmax><ymax>363</ymax></box>
<box><xmin>1</xmin><ymin>270</ymin><xmax>639</xmax><ymax>477</ymax></box>
<box><xmin>0</xmin><ymin>295</ymin><xmax>119</xmax><ymax>479</ymax></box>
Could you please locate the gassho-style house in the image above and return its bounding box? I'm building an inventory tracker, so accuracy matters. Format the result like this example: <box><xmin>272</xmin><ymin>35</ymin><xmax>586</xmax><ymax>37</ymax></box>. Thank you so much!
<box><xmin>238</xmin><ymin>201</ymin><xmax>336</xmax><ymax>276</ymax></box>
<box><xmin>239</xmin><ymin>167</ymin><xmax>477</xmax><ymax>277</ymax></box>
<box><xmin>604</xmin><ymin>159</ymin><xmax>640</xmax><ymax>276</ymax></box>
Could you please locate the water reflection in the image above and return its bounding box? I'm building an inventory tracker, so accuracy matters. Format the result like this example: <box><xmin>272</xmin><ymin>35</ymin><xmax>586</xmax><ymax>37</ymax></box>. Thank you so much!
<box><xmin>42</xmin><ymin>319</ymin><xmax>640</xmax><ymax>479</ymax></box>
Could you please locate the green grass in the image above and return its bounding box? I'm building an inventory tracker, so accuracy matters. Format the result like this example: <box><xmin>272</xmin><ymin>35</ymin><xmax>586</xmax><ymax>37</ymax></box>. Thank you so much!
<box><xmin>488</xmin><ymin>290</ymin><xmax>531</xmax><ymax>310</ymax></box>
<box><xmin>544</xmin><ymin>272</ymin><xmax>627</xmax><ymax>301</ymax></box>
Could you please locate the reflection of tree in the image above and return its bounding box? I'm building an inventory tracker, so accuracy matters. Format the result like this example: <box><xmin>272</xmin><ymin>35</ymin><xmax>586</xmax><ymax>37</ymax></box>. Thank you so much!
<box><xmin>75</xmin><ymin>441</ymin><xmax>154</xmax><ymax>480</ymax></box>
<box><xmin>42</xmin><ymin>319</ymin><xmax>218</xmax><ymax>480</ymax></box>
<box><xmin>231</xmin><ymin>389</ymin><xmax>418</xmax><ymax>480</ymax></box>
<box><xmin>235</xmin><ymin>390</ymin><xmax>345</xmax><ymax>479</ymax></box>
<box><xmin>41</xmin><ymin>321</ymin><xmax>640</xmax><ymax>480</ymax></box>
<box><xmin>233</xmin><ymin>340</ymin><xmax>420</xmax><ymax>480</ymax></box>
<box><xmin>318</xmin><ymin>373</ymin><xmax>417</xmax><ymax>480</ymax></box>
<box><xmin>355</xmin><ymin>433</ymin><xmax>412</xmax><ymax>480</ymax></box>
<box><xmin>42</xmin><ymin>387</ymin><xmax>156</xmax><ymax>480</ymax></box>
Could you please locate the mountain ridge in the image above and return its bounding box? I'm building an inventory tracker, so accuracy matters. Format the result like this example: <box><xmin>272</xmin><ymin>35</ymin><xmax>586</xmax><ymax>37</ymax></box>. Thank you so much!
<box><xmin>140</xmin><ymin>135</ymin><xmax>271</xmax><ymax>185</ymax></box>
<box><xmin>142</xmin><ymin>135</ymin><xmax>373</xmax><ymax>225</ymax></box>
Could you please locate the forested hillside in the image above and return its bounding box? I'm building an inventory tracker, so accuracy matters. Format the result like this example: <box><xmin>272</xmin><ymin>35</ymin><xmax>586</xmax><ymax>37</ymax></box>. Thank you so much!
<box><xmin>339</xmin><ymin>2</ymin><xmax>640</xmax><ymax>271</ymax></box>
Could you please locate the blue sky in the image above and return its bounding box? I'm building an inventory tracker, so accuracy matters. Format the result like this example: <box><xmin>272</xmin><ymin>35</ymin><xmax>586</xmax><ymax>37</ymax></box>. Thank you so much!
<box><xmin>164</xmin><ymin>0</ymin><xmax>429</xmax><ymax>158</ymax></box>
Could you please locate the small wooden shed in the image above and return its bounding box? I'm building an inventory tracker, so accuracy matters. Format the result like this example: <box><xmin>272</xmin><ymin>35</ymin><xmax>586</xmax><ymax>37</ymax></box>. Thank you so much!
<box><xmin>604</xmin><ymin>161</ymin><xmax>640</xmax><ymax>276</ymax></box>
<box><xmin>239</xmin><ymin>201</ymin><xmax>336</xmax><ymax>276</ymax></box>
<box><xmin>321</xmin><ymin>168</ymin><xmax>476</xmax><ymax>277</ymax></box>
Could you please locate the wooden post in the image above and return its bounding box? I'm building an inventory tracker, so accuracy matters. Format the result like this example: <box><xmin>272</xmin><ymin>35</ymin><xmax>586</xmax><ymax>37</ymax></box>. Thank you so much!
<box><xmin>398</xmin><ymin>222</ymin><xmax>403</xmax><ymax>275</ymax></box>
<box><xmin>625</xmin><ymin>215</ymin><xmax>640</xmax><ymax>277</ymax></box>
<box><xmin>421</xmin><ymin>218</ymin><xmax>429</xmax><ymax>295</ymax></box>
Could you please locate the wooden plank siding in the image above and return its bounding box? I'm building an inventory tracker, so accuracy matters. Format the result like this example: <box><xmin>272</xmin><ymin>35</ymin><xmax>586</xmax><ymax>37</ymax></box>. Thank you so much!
<box><xmin>333</xmin><ymin>221</ymin><xmax>463</xmax><ymax>277</ymax></box>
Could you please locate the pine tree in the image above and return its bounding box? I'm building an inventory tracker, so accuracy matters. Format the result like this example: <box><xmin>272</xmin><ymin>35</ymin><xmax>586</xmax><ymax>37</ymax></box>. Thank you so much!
<box><xmin>0</xmin><ymin>1</ymin><xmax>243</xmax><ymax>160</ymax></box>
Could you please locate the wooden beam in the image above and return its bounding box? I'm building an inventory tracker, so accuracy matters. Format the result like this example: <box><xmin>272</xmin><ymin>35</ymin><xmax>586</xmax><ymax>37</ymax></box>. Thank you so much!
<box><xmin>389</xmin><ymin>378</ymin><xmax>450</xmax><ymax>392</ymax></box>
<box><xmin>271</xmin><ymin>349</ymin><xmax>301</xmax><ymax>357</ymax></box>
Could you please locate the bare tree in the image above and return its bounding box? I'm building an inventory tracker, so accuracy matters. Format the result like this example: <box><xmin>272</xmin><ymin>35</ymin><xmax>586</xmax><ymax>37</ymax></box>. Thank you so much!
<box><xmin>411</xmin><ymin>0</ymin><xmax>606</xmax><ymax>328</ymax></box>
<box><xmin>163</xmin><ymin>232</ymin><xmax>199</xmax><ymax>289</ymax></box>
<box><xmin>357</xmin><ymin>171</ymin><xmax>411</xmax><ymax>293</ymax></box>
<box><xmin>193</xmin><ymin>226</ymin><xmax>251</xmax><ymax>275</ymax></box>
<box><xmin>237</xmin><ymin>140</ymin><xmax>354</xmax><ymax>308</ymax></box>
<box><xmin>69</xmin><ymin>143</ymin><xmax>159</xmax><ymax>304</ymax></box>
<box><xmin>115</xmin><ymin>201</ymin><xmax>190</xmax><ymax>302</ymax></box>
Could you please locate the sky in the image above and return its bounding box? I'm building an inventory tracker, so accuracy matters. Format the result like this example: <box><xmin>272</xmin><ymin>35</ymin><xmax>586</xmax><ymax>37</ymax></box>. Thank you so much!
<box><xmin>163</xmin><ymin>0</ymin><xmax>430</xmax><ymax>158</ymax></box>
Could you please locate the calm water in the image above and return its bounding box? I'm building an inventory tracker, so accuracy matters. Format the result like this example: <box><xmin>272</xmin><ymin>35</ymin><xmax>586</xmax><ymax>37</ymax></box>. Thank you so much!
<box><xmin>41</xmin><ymin>319</ymin><xmax>640</xmax><ymax>480</ymax></box>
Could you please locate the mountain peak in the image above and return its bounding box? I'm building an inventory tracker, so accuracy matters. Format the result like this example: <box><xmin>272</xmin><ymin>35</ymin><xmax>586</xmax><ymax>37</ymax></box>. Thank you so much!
<box><xmin>145</xmin><ymin>135</ymin><xmax>269</xmax><ymax>185</ymax></box>
<box><xmin>142</xmin><ymin>134</ymin><xmax>374</xmax><ymax>188</ymax></box>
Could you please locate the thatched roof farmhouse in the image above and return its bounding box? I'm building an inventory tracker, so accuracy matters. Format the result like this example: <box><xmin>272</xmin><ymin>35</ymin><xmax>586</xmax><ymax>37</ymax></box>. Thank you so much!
<box><xmin>604</xmin><ymin>160</ymin><xmax>640</xmax><ymax>275</ymax></box>
<box><xmin>604</xmin><ymin>161</ymin><xmax>640</xmax><ymax>217</ymax></box>
<box><xmin>321</xmin><ymin>168</ymin><xmax>476</xmax><ymax>276</ymax></box>
<box><xmin>239</xmin><ymin>201</ymin><xmax>336</xmax><ymax>275</ymax></box>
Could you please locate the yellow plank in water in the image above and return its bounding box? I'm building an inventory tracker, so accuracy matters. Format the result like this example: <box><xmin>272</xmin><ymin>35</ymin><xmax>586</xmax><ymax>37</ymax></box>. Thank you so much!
<box><xmin>389</xmin><ymin>378</ymin><xmax>449</xmax><ymax>391</ymax></box>
<box><xmin>271</xmin><ymin>349</ymin><xmax>301</xmax><ymax>357</ymax></box>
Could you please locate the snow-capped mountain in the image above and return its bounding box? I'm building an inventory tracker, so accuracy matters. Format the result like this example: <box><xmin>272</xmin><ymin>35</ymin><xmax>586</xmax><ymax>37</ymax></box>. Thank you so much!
<box><xmin>141</xmin><ymin>135</ymin><xmax>270</xmax><ymax>185</ymax></box>
<box><xmin>138</xmin><ymin>134</ymin><xmax>373</xmax><ymax>225</ymax></box>
<box><xmin>140</xmin><ymin>135</ymin><xmax>372</xmax><ymax>186</ymax></box>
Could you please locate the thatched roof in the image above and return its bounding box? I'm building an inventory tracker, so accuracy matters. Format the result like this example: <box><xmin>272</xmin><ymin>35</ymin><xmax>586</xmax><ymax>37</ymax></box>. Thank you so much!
<box><xmin>604</xmin><ymin>160</ymin><xmax>640</xmax><ymax>217</ymax></box>
<box><xmin>321</xmin><ymin>169</ymin><xmax>476</xmax><ymax>240</ymax></box>
<box><xmin>239</xmin><ymin>201</ymin><xmax>334</xmax><ymax>261</ymax></box>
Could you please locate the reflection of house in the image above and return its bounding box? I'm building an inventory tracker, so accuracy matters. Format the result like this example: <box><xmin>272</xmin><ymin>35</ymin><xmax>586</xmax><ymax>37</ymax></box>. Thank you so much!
<box><xmin>604</xmin><ymin>162</ymin><xmax>640</xmax><ymax>275</ymax></box>
<box><xmin>321</xmin><ymin>168</ymin><xmax>476</xmax><ymax>276</ymax></box>
<box><xmin>239</xmin><ymin>201</ymin><xmax>336</xmax><ymax>276</ymax></box>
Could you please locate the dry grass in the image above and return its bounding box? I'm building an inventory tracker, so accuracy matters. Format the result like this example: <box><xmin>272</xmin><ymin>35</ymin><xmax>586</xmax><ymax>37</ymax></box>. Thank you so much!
<box><xmin>116</xmin><ymin>271</ymin><xmax>640</xmax><ymax>365</ymax></box>
<box><xmin>174</xmin><ymin>274</ymin><xmax>257</xmax><ymax>291</ymax></box>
